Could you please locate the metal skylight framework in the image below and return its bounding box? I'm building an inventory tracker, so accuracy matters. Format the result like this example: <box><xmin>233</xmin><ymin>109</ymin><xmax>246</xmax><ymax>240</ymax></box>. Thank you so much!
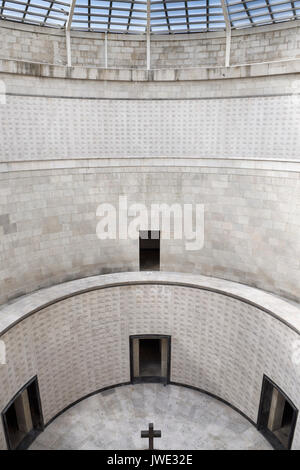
<box><xmin>0</xmin><ymin>0</ymin><xmax>300</xmax><ymax>33</ymax></box>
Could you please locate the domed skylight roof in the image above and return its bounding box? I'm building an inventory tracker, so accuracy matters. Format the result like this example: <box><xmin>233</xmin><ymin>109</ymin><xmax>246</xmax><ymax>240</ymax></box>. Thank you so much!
<box><xmin>0</xmin><ymin>0</ymin><xmax>299</xmax><ymax>34</ymax></box>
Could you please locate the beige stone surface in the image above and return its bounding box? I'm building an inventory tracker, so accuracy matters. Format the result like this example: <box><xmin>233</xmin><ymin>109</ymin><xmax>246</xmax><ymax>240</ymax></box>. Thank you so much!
<box><xmin>0</xmin><ymin>50</ymin><xmax>299</xmax><ymax>306</ymax></box>
<box><xmin>1</xmin><ymin>20</ymin><xmax>300</xmax><ymax>69</ymax></box>
<box><xmin>30</xmin><ymin>384</ymin><xmax>273</xmax><ymax>450</ymax></box>
<box><xmin>1</xmin><ymin>93</ymin><xmax>300</xmax><ymax>161</ymax></box>
<box><xmin>0</xmin><ymin>273</ymin><xmax>299</xmax><ymax>449</ymax></box>
<box><xmin>0</xmin><ymin>166</ymin><xmax>299</xmax><ymax>304</ymax></box>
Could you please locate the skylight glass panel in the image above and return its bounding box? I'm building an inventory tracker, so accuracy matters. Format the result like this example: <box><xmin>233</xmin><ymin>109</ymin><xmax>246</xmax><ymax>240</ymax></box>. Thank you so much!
<box><xmin>4</xmin><ymin>1</ymin><xmax>25</xmax><ymax>11</ymax></box>
<box><xmin>228</xmin><ymin>4</ymin><xmax>245</xmax><ymax>13</ymax></box>
<box><xmin>167</xmin><ymin>2</ymin><xmax>185</xmax><ymax>10</ymax></box>
<box><xmin>3</xmin><ymin>9</ymin><xmax>24</xmax><ymax>18</ymax></box>
<box><xmin>1</xmin><ymin>0</ymin><xmax>298</xmax><ymax>32</ymax></box>
<box><xmin>152</xmin><ymin>17</ymin><xmax>167</xmax><ymax>22</ymax></box>
<box><xmin>113</xmin><ymin>9</ymin><xmax>131</xmax><ymax>16</ymax></box>
<box><xmin>273</xmin><ymin>10</ymin><xmax>293</xmax><ymax>17</ymax></box>
<box><xmin>252</xmin><ymin>13</ymin><xmax>271</xmax><ymax>21</ymax></box>
<box><xmin>247</xmin><ymin>0</ymin><xmax>267</xmax><ymax>7</ymax></box>
<box><xmin>130</xmin><ymin>17</ymin><xmax>146</xmax><ymax>22</ymax></box>
<box><xmin>191</xmin><ymin>8</ymin><xmax>207</xmax><ymax>14</ymax></box>
<box><xmin>170</xmin><ymin>24</ymin><xmax>185</xmax><ymax>29</ymax></box>
<box><xmin>230</xmin><ymin>11</ymin><xmax>249</xmax><ymax>18</ymax></box>
<box><xmin>90</xmin><ymin>15</ymin><xmax>107</xmax><ymax>20</ymax></box>
<box><xmin>110</xmin><ymin>23</ymin><xmax>127</xmax><ymax>28</ymax></box>
<box><xmin>111</xmin><ymin>16</ymin><xmax>128</xmax><ymax>22</ymax></box>
<box><xmin>189</xmin><ymin>22</ymin><xmax>206</xmax><ymax>27</ymax></box>
<box><xmin>151</xmin><ymin>24</ymin><xmax>169</xmax><ymax>30</ymax></box>
<box><xmin>129</xmin><ymin>24</ymin><xmax>144</xmax><ymax>29</ymax></box>
<box><xmin>74</xmin><ymin>14</ymin><xmax>88</xmax><ymax>20</ymax></box>
<box><xmin>189</xmin><ymin>15</ymin><xmax>206</xmax><ymax>21</ymax></box>
<box><xmin>168</xmin><ymin>9</ymin><xmax>185</xmax><ymax>16</ymax></box>
<box><xmin>271</xmin><ymin>4</ymin><xmax>293</xmax><ymax>12</ymax></box>
<box><xmin>250</xmin><ymin>7</ymin><xmax>269</xmax><ymax>15</ymax></box>
<box><xmin>71</xmin><ymin>20</ymin><xmax>87</xmax><ymax>26</ymax></box>
<box><xmin>27</xmin><ymin>6</ymin><xmax>48</xmax><ymax>14</ymax></box>
<box><xmin>209</xmin><ymin>20</ymin><xmax>223</xmax><ymax>25</ymax></box>
<box><xmin>113</xmin><ymin>2</ymin><xmax>131</xmax><ymax>7</ymax></box>
<box><xmin>26</xmin><ymin>13</ymin><xmax>45</xmax><ymax>21</ymax></box>
<box><xmin>232</xmin><ymin>17</ymin><xmax>251</xmax><ymax>25</ymax></box>
<box><xmin>151</xmin><ymin>2</ymin><xmax>164</xmax><ymax>11</ymax></box>
<box><xmin>270</xmin><ymin>2</ymin><xmax>291</xmax><ymax>10</ymax></box>
<box><xmin>188</xmin><ymin>1</ymin><xmax>206</xmax><ymax>6</ymax></box>
<box><xmin>169</xmin><ymin>16</ymin><xmax>185</xmax><ymax>22</ymax></box>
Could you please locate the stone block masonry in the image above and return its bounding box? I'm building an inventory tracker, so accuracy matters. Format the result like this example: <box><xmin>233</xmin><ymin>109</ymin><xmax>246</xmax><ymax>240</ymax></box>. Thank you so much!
<box><xmin>0</xmin><ymin>166</ymin><xmax>299</xmax><ymax>305</ymax></box>
<box><xmin>0</xmin><ymin>58</ymin><xmax>299</xmax><ymax>305</ymax></box>
<box><xmin>1</xmin><ymin>20</ymin><xmax>300</xmax><ymax>68</ymax></box>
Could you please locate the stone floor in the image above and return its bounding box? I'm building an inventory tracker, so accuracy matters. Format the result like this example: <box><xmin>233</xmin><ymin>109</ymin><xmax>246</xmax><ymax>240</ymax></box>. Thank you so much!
<box><xmin>29</xmin><ymin>384</ymin><xmax>272</xmax><ymax>450</ymax></box>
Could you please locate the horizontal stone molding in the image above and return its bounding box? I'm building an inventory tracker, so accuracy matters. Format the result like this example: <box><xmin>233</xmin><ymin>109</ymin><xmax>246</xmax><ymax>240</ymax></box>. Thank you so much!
<box><xmin>1</xmin><ymin>158</ymin><xmax>300</xmax><ymax>174</ymax></box>
<box><xmin>0</xmin><ymin>272</ymin><xmax>299</xmax><ymax>336</ymax></box>
<box><xmin>0</xmin><ymin>58</ymin><xmax>299</xmax><ymax>81</ymax></box>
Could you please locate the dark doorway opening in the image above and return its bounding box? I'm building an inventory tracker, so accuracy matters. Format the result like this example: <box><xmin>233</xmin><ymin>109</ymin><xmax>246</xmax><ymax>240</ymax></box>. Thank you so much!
<box><xmin>130</xmin><ymin>335</ymin><xmax>171</xmax><ymax>384</ymax></box>
<box><xmin>139</xmin><ymin>230</ymin><xmax>160</xmax><ymax>271</ymax></box>
<box><xmin>257</xmin><ymin>375</ymin><xmax>298</xmax><ymax>450</ymax></box>
<box><xmin>139</xmin><ymin>339</ymin><xmax>161</xmax><ymax>377</ymax></box>
<box><xmin>2</xmin><ymin>376</ymin><xmax>44</xmax><ymax>450</ymax></box>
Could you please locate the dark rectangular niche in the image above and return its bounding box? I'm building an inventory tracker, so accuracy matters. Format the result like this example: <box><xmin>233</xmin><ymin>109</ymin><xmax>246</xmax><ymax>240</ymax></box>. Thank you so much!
<box><xmin>2</xmin><ymin>376</ymin><xmax>44</xmax><ymax>450</ymax></box>
<box><xmin>139</xmin><ymin>230</ymin><xmax>160</xmax><ymax>271</ymax></box>
<box><xmin>130</xmin><ymin>335</ymin><xmax>171</xmax><ymax>385</ymax></box>
<box><xmin>257</xmin><ymin>375</ymin><xmax>298</xmax><ymax>450</ymax></box>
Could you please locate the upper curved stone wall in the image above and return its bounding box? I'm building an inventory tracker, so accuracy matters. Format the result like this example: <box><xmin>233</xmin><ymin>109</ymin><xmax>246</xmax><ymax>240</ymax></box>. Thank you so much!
<box><xmin>1</xmin><ymin>64</ymin><xmax>300</xmax><ymax>162</ymax></box>
<box><xmin>1</xmin><ymin>20</ymin><xmax>300</xmax><ymax>68</ymax></box>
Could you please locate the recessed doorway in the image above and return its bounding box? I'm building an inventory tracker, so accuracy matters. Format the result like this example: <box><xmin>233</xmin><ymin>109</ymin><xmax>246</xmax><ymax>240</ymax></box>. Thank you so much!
<box><xmin>257</xmin><ymin>375</ymin><xmax>298</xmax><ymax>450</ymax></box>
<box><xmin>139</xmin><ymin>230</ymin><xmax>160</xmax><ymax>271</ymax></box>
<box><xmin>130</xmin><ymin>335</ymin><xmax>171</xmax><ymax>384</ymax></box>
<box><xmin>2</xmin><ymin>376</ymin><xmax>44</xmax><ymax>450</ymax></box>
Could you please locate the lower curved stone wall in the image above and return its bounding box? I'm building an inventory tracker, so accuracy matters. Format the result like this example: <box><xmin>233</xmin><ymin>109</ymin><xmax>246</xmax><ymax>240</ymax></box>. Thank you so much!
<box><xmin>0</xmin><ymin>274</ymin><xmax>300</xmax><ymax>449</ymax></box>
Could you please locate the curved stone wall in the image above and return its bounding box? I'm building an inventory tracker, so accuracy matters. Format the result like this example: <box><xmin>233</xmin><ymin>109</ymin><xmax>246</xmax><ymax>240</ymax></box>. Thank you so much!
<box><xmin>0</xmin><ymin>61</ymin><xmax>299</xmax><ymax>304</ymax></box>
<box><xmin>1</xmin><ymin>62</ymin><xmax>299</xmax><ymax>162</ymax></box>
<box><xmin>2</xmin><ymin>88</ymin><xmax>300</xmax><ymax>161</ymax></box>
<box><xmin>0</xmin><ymin>164</ymin><xmax>299</xmax><ymax>304</ymax></box>
<box><xmin>1</xmin><ymin>20</ymin><xmax>300</xmax><ymax>68</ymax></box>
<box><xmin>0</xmin><ymin>273</ymin><xmax>300</xmax><ymax>450</ymax></box>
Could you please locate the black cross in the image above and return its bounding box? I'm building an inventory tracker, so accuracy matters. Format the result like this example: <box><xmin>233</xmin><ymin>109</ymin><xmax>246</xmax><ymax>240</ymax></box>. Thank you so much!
<box><xmin>141</xmin><ymin>422</ymin><xmax>161</xmax><ymax>450</ymax></box>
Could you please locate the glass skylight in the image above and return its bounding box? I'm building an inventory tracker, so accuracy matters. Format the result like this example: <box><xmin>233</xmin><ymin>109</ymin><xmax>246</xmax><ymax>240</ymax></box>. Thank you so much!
<box><xmin>0</xmin><ymin>0</ymin><xmax>299</xmax><ymax>33</ymax></box>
